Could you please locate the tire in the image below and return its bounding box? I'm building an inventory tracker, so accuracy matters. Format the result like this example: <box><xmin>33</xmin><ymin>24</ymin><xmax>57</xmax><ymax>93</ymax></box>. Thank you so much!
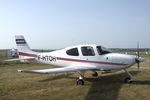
<box><xmin>124</xmin><ymin>77</ymin><xmax>132</xmax><ymax>83</ymax></box>
<box><xmin>92</xmin><ymin>72</ymin><xmax>98</xmax><ymax>77</ymax></box>
<box><xmin>77</xmin><ymin>79</ymin><xmax>84</xmax><ymax>85</ymax></box>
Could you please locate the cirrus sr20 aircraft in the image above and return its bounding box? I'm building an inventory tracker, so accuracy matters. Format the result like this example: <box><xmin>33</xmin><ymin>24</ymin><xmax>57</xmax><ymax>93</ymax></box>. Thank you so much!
<box><xmin>6</xmin><ymin>35</ymin><xmax>144</xmax><ymax>85</ymax></box>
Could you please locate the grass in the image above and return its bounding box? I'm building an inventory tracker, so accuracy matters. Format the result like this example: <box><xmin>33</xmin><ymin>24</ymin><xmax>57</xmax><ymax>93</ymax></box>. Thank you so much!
<box><xmin>140</xmin><ymin>54</ymin><xmax>150</xmax><ymax>59</ymax></box>
<box><xmin>0</xmin><ymin>55</ymin><xmax>150</xmax><ymax>100</ymax></box>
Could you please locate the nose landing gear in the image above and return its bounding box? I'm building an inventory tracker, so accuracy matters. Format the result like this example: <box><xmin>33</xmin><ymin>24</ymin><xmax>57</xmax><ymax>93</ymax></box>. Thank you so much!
<box><xmin>124</xmin><ymin>69</ymin><xmax>133</xmax><ymax>83</ymax></box>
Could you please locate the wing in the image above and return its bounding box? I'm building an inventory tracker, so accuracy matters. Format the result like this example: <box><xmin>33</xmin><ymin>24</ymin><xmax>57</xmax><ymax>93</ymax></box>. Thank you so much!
<box><xmin>5</xmin><ymin>57</ymin><xmax>35</xmax><ymax>61</ymax></box>
<box><xmin>17</xmin><ymin>65</ymin><xmax>98</xmax><ymax>74</ymax></box>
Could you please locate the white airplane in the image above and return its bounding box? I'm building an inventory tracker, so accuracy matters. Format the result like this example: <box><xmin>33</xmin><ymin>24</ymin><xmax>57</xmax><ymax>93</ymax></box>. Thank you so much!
<box><xmin>6</xmin><ymin>35</ymin><xmax>144</xmax><ymax>85</ymax></box>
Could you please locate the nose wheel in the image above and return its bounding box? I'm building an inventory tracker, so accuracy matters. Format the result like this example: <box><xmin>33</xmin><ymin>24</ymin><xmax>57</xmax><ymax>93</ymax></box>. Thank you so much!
<box><xmin>124</xmin><ymin>77</ymin><xmax>132</xmax><ymax>83</ymax></box>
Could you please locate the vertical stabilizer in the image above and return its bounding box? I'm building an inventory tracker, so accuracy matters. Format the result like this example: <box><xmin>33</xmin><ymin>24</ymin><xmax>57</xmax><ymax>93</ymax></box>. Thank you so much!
<box><xmin>15</xmin><ymin>35</ymin><xmax>37</xmax><ymax>60</ymax></box>
<box><xmin>15</xmin><ymin>35</ymin><xmax>32</xmax><ymax>52</ymax></box>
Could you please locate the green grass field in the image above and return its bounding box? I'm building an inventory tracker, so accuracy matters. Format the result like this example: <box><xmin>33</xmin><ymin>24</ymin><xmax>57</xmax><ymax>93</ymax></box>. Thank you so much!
<box><xmin>0</xmin><ymin>55</ymin><xmax>150</xmax><ymax>100</ymax></box>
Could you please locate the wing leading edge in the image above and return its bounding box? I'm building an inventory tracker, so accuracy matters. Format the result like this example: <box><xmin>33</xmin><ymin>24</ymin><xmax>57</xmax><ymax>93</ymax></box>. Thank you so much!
<box><xmin>17</xmin><ymin>65</ymin><xmax>98</xmax><ymax>74</ymax></box>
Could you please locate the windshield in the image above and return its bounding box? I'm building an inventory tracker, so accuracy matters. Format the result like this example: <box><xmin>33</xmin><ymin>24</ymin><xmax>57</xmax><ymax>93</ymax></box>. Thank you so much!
<box><xmin>96</xmin><ymin>46</ymin><xmax>111</xmax><ymax>55</ymax></box>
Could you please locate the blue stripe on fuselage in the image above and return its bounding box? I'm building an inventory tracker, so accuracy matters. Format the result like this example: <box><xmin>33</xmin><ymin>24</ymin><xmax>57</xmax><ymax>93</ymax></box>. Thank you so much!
<box><xmin>18</xmin><ymin>52</ymin><xmax>37</xmax><ymax>57</ymax></box>
<box><xmin>18</xmin><ymin>52</ymin><xmax>127</xmax><ymax>66</ymax></box>
<box><xmin>57</xmin><ymin>57</ymin><xmax>127</xmax><ymax>66</ymax></box>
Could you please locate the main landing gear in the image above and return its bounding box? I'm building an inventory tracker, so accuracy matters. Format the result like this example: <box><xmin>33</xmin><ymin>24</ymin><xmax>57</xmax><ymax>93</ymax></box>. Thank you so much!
<box><xmin>77</xmin><ymin>71</ymin><xmax>84</xmax><ymax>85</ymax></box>
<box><xmin>124</xmin><ymin>69</ymin><xmax>133</xmax><ymax>83</ymax></box>
<box><xmin>92</xmin><ymin>71</ymin><xmax>98</xmax><ymax>77</ymax></box>
<box><xmin>77</xmin><ymin>79</ymin><xmax>84</xmax><ymax>85</ymax></box>
<box><xmin>76</xmin><ymin>71</ymin><xmax>98</xmax><ymax>85</ymax></box>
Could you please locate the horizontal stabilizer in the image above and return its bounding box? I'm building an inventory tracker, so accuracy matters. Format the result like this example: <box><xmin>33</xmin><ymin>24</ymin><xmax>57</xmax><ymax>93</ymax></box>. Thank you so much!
<box><xmin>5</xmin><ymin>57</ymin><xmax>35</xmax><ymax>61</ymax></box>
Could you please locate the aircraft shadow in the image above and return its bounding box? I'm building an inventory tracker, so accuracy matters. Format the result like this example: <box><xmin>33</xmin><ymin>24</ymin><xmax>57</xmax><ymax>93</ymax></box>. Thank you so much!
<box><xmin>38</xmin><ymin>71</ymin><xmax>150</xmax><ymax>100</ymax></box>
<box><xmin>132</xmin><ymin>80</ymin><xmax>150</xmax><ymax>85</ymax></box>
<box><xmin>85</xmin><ymin>71</ymin><xmax>140</xmax><ymax>100</ymax></box>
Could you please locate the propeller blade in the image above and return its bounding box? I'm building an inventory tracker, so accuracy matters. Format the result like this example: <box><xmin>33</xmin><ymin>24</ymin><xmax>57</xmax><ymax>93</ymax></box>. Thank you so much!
<box><xmin>137</xmin><ymin>42</ymin><xmax>139</xmax><ymax>58</ymax></box>
<box><xmin>135</xmin><ymin>57</ymin><xmax>140</xmax><ymax>70</ymax></box>
<box><xmin>137</xmin><ymin>61</ymin><xmax>140</xmax><ymax>70</ymax></box>
<box><xmin>137</xmin><ymin>42</ymin><xmax>140</xmax><ymax>70</ymax></box>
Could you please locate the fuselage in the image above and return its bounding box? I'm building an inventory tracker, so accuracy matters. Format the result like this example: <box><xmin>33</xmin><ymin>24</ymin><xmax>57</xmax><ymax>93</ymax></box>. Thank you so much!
<box><xmin>19</xmin><ymin>44</ymin><xmax>142</xmax><ymax>71</ymax></box>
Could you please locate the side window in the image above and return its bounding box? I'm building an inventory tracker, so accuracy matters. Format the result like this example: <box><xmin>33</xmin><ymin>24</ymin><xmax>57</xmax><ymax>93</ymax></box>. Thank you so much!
<box><xmin>97</xmin><ymin>46</ymin><xmax>111</xmax><ymax>55</ymax></box>
<box><xmin>96</xmin><ymin>46</ymin><xmax>102</xmax><ymax>55</ymax></box>
<box><xmin>66</xmin><ymin>48</ymin><xmax>79</xmax><ymax>56</ymax></box>
<box><xmin>81</xmin><ymin>46</ymin><xmax>95</xmax><ymax>56</ymax></box>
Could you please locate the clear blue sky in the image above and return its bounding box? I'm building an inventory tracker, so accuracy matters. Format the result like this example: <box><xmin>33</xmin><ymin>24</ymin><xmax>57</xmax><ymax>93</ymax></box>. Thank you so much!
<box><xmin>0</xmin><ymin>0</ymin><xmax>150</xmax><ymax>49</ymax></box>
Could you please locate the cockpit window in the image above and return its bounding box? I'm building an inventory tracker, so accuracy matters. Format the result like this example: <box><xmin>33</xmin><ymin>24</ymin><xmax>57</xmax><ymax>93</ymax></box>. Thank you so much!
<box><xmin>81</xmin><ymin>46</ymin><xmax>95</xmax><ymax>56</ymax></box>
<box><xmin>66</xmin><ymin>48</ymin><xmax>79</xmax><ymax>56</ymax></box>
<box><xmin>97</xmin><ymin>46</ymin><xmax>111</xmax><ymax>55</ymax></box>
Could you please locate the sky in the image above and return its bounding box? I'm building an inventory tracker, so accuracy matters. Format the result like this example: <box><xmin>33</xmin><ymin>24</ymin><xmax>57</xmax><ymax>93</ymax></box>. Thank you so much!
<box><xmin>0</xmin><ymin>0</ymin><xmax>150</xmax><ymax>49</ymax></box>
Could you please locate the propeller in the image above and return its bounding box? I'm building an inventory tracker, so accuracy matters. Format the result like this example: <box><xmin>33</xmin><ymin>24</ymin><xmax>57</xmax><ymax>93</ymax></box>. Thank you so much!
<box><xmin>136</xmin><ymin>42</ymin><xmax>140</xmax><ymax>70</ymax></box>
<box><xmin>134</xmin><ymin>42</ymin><xmax>145</xmax><ymax>70</ymax></box>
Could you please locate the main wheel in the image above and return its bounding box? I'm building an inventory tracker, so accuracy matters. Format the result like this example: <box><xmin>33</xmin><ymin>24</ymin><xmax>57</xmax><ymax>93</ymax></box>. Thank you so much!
<box><xmin>124</xmin><ymin>77</ymin><xmax>132</xmax><ymax>83</ymax></box>
<box><xmin>77</xmin><ymin>79</ymin><xmax>84</xmax><ymax>85</ymax></box>
<box><xmin>92</xmin><ymin>72</ymin><xmax>98</xmax><ymax>77</ymax></box>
